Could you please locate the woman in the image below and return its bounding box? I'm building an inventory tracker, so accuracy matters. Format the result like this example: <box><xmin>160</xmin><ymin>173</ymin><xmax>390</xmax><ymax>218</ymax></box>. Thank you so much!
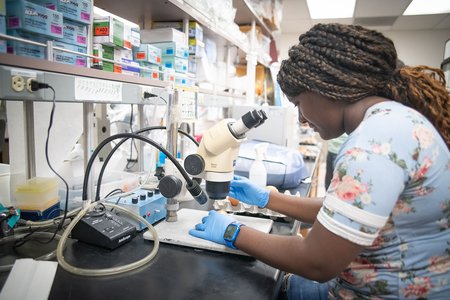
<box><xmin>189</xmin><ymin>23</ymin><xmax>450</xmax><ymax>299</ymax></box>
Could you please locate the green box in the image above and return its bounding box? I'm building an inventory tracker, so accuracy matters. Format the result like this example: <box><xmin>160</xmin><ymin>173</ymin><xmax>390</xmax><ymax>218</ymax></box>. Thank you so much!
<box><xmin>93</xmin><ymin>16</ymin><xmax>124</xmax><ymax>48</ymax></box>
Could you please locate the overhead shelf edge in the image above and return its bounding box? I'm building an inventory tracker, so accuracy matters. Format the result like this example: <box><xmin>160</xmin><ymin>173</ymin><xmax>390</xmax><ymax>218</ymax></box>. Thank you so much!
<box><xmin>234</xmin><ymin>0</ymin><xmax>274</xmax><ymax>39</ymax></box>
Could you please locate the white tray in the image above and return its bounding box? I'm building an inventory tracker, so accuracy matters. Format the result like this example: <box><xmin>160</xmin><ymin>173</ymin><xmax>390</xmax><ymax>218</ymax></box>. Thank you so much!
<box><xmin>143</xmin><ymin>208</ymin><xmax>273</xmax><ymax>256</ymax></box>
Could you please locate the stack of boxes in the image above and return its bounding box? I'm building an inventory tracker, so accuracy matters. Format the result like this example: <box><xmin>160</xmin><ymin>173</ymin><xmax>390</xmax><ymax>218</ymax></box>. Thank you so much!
<box><xmin>140</xmin><ymin>27</ymin><xmax>189</xmax><ymax>85</ymax></box>
<box><xmin>0</xmin><ymin>0</ymin><xmax>5</xmax><ymax>54</ymax></box>
<box><xmin>146</xmin><ymin>22</ymin><xmax>205</xmax><ymax>87</ymax></box>
<box><xmin>5</xmin><ymin>0</ymin><xmax>92</xmax><ymax>67</ymax></box>
<box><xmin>93</xmin><ymin>15</ymin><xmax>141</xmax><ymax>76</ymax></box>
<box><xmin>1</xmin><ymin>2</ymin><xmax>204</xmax><ymax>86</ymax></box>
<box><xmin>134</xmin><ymin>43</ymin><xmax>162</xmax><ymax>80</ymax></box>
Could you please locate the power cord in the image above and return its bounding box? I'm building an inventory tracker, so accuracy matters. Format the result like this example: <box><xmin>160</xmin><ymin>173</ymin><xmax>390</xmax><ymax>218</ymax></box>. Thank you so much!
<box><xmin>29</xmin><ymin>80</ymin><xmax>70</xmax><ymax>242</ymax></box>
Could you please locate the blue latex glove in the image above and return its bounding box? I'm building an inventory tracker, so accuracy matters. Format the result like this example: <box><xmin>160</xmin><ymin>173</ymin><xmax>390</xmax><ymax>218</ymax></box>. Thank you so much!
<box><xmin>189</xmin><ymin>210</ymin><xmax>237</xmax><ymax>245</ymax></box>
<box><xmin>229</xmin><ymin>175</ymin><xmax>270</xmax><ymax>208</ymax></box>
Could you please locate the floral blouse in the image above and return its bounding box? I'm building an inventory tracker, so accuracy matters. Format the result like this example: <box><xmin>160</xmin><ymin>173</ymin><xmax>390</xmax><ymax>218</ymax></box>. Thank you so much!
<box><xmin>316</xmin><ymin>101</ymin><xmax>450</xmax><ymax>299</ymax></box>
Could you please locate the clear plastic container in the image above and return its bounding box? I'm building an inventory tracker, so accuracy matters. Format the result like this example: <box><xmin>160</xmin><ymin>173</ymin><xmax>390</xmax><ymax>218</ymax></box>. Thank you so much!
<box><xmin>15</xmin><ymin>177</ymin><xmax>59</xmax><ymax>210</ymax></box>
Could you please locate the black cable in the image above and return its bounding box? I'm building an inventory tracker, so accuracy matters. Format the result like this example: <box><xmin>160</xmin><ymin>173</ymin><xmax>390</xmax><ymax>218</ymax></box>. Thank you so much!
<box><xmin>29</xmin><ymin>82</ymin><xmax>70</xmax><ymax>244</ymax></box>
<box><xmin>82</xmin><ymin>132</ymin><xmax>194</xmax><ymax>201</ymax></box>
<box><xmin>104</xmin><ymin>188</ymin><xmax>124</xmax><ymax>198</ymax></box>
<box><xmin>94</xmin><ymin>126</ymin><xmax>198</xmax><ymax>201</ymax></box>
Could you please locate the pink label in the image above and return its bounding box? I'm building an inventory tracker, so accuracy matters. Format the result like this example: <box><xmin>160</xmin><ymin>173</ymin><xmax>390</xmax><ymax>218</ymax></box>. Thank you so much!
<box><xmin>76</xmin><ymin>58</ymin><xmax>86</xmax><ymax>66</ymax></box>
<box><xmin>45</xmin><ymin>4</ymin><xmax>56</xmax><ymax>10</ymax></box>
<box><xmin>77</xmin><ymin>36</ymin><xmax>86</xmax><ymax>45</ymax></box>
<box><xmin>81</xmin><ymin>12</ymin><xmax>90</xmax><ymax>21</ymax></box>
<box><xmin>51</xmin><ymin>25</ymin><xmax>62</xmax><ymax>35</ymax></box>
<box><xmin>7</xmin><ymin>17</ymin><xmax>20</xmax><ymax>28</ymax></box>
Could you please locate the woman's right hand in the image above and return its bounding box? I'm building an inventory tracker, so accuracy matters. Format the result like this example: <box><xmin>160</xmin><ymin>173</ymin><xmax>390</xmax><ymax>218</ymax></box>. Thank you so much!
<box><xmin>228</xmin><ymin>175</ymin><xmax>270</xmax><ymax>208</ymax></box>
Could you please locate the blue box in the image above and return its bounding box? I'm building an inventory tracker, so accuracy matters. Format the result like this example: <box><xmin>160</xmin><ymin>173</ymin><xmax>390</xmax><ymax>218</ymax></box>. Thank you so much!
<box><xmin>20</xmin><ymin>201</ymin><xmax>60</xmax><ymax>221</ymax></box>
<box><xmin>53</xmin><ymin>41</ymin><xmax>87</xmax><ymax>67</ymax></box>
<box><xmin>55</xmin><ymin>18</ymin><xmax>87</xmax><ymax>47</ymax></box>
<box><xmin>6</xmin><ymin>0</ymin><xmax>63</xmax><ymax>39</ymax></box>
<box><xmin>162</xmin><ymin>56</ymin><xmax>188</xmax><ymax>74</ymax></box>
<box><xmin>0</xmin><ymin>16</ymin><xmax>5</xmax><ymax>53</ymax></box>
<box><xmin>107</xmin><ymin>191</ymin><xmax>167</xmax><ymax>231</ymax></box>
<box><xmin>152</xmin><ymin>41</ymin><xmax>188</xmax><ymax>59</ymax></box>
<box><xmin>0</xmin><ymin>0</ymin><xmax>5</xmax><ymax>16</ymax></box>
<box><xmin>28</xmin><ymin>0</ymin><xmax>92</xmax><ymax>24</ymax></box>
<box><xmin>6</xmin><ymin>29</ymin><xmax>46</xmax><ymax>59</ymax></box>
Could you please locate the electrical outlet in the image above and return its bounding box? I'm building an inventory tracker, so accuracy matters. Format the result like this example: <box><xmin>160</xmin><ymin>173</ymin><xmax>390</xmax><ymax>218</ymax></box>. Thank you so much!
<box><xmin>26</xmin><ymin>78</ymin><xmax>37</xmax><ymax>92</ymax></box>
<box><xmin>11</xmin><ymin>75</ymin><xmax>25</xmax><ymax>92</ymax></box>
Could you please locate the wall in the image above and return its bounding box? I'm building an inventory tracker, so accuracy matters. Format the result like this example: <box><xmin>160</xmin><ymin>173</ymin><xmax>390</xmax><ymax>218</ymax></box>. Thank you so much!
<box><xmin>279</xmin><ymin>29</ymin><xmax>450</xmax><ymax>68</ymax></box>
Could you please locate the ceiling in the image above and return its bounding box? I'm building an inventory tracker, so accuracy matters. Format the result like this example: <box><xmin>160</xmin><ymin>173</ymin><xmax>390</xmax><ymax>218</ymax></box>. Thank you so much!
<box><xmin>281</xmin><ymin>0</ymin><xmax>450</xmax><ymax>34</ymax></box>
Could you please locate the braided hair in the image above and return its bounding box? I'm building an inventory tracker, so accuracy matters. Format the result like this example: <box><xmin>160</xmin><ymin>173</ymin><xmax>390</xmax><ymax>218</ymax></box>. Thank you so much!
<box><xmin>277</xmin><ymin>23</ymin><xmax>450</xmax><ymax>148</ymax></box>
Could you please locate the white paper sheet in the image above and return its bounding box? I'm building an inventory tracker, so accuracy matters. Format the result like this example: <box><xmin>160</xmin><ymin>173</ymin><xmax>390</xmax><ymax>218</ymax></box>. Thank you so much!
<box><xmin>143</xmin><ymin>208</ymin><xmax>273</xmax><ymax>256</ymax></box>
<box><xmin>0</xmin><ymin>259</ymin><xmax>58</xmax><ymax>300</ymax></box>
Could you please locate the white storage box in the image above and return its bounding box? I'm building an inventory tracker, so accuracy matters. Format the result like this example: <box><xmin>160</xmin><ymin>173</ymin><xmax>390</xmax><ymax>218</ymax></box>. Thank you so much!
<box><xmin>140</xmin><ymin>28</ymin><xmax>186</xmax><ymax>45</ymax></box>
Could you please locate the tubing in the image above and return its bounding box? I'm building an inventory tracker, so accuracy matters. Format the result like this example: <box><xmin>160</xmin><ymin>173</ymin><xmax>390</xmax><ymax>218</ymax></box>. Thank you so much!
<box><xmin>56</xmin><ymin>201</ymin><xmax>159</xmax><ymax>276</ymax></box>
<box><xmin>0</xmin><ymin>232</ymin><xmax>61</xmax><ymax>272</ymax></box>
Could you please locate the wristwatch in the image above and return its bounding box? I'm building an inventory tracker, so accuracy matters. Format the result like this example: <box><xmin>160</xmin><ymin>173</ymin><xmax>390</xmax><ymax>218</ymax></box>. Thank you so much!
<box><xmin>223</xmin><ymin>221</ymin><xmax>245</xmax><ymax>249</ymax></box>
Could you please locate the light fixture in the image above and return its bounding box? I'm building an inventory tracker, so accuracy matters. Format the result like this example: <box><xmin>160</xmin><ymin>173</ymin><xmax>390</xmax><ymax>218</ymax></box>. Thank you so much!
<box><xmin>403</xmin><ymin>0</ymin><xmax>450</xmax><ymax>15</ymax></box>
<box><xmin>306</xmin><ymin>0</ymin><xmax>356</xmax><ymax>19</ymax></box>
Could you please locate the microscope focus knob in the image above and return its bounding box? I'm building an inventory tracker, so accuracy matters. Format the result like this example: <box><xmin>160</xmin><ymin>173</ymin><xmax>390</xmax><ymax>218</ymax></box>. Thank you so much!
<box><xmin>184</xmin><ymin>154</ymin><xmax>205</xmax><ymax>176</ymax></box>
<box><xmin>158</xmin><ymin>175</ymin><xmax>182</xmax><ymax>198</ymax></box>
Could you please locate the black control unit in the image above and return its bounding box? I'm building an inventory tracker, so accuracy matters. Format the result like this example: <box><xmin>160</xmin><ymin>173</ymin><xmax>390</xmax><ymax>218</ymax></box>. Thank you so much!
<box><xmin>71</xmin><ymin>210</ymin><xmax>137</xmax><ymax>250</ymax></box>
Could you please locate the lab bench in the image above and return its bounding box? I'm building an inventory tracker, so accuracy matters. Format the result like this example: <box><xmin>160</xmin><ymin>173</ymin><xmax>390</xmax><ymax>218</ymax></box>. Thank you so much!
<box><xmin>0</xmin><ymin>160</ymin><xmax>318</xmax><ymax>300</ymax></box>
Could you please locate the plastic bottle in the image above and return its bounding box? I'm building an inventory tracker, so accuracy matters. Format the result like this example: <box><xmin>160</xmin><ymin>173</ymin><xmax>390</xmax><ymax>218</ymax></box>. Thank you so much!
<box><xmin>249</xmin><ymin>143</ymin><xmax>269</xmax><ymax>187</ymax></box>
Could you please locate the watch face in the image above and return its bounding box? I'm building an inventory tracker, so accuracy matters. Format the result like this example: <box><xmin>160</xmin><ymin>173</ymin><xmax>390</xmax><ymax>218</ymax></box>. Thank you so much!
<box><xmin>224</xmin><ymin>224</ymin><xmax>237</xmax><ymax>240</ymax></box>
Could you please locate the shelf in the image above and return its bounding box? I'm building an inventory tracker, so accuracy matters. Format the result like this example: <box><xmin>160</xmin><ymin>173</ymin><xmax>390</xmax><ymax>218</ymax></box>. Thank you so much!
<box><xmin>93</xmin><ymin>0</ymin><xmax>271</xmax><ymax>66</ymax></box>
<box><xmin>95</xmin><ymin>0</ymin><xmax>247</xmax><ymax>51</ymax></box>
<box><xmin>0</xmin><ymin>53</ymin><xmax>245</xmax><ymax>103</ymax></box>
<box><xmin>234</xmin><ymin>0</ymin><xmax>274</xmax><ymax>39</ymax></box>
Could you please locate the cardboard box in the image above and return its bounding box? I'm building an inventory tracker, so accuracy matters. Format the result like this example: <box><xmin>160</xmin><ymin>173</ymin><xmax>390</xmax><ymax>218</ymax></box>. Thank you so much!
<box><xmin>114</xmin><ymin>48</ymin><xmax>139</xmax><ymax>76</ymax></box>
<box><xmin>188</xmin><ymin>38</ymin><xmax>204</xmax><ymax>57</ymax></box>
<box><xmin>92</xmin><ymin>44</ymin><xmax>120</xmax><ymax>73</ymax></box>
<box><xmin>55</xmin><ymin>19</ymin><xmax>87</xmax><ymax>47</ymax></box>
<box><xmin>123</xmin><ymin>25</ymin><xmax>140</xmax><ymax>50</ymax></box>
<box><xmin>6</xmin><ymin>29</ymin><xmax>46</xmax><ymax>59</ymax></box>
<box><xmin>130</xmin><ymin>28</ymin><xmax>140</xmax><ymax>48</ymax></box>
<box><xmin>53</xmin><ymin>41</ymin><xmax>87</xmax><ymax>67</ymax></box>
<box><xmin>0</xmin><ymin>16</ymin><xmax>5</xmax><ymax>53</ymax></box>
<box><xmin>152</xmin><ymin>41</ymin><xmax>188</xmax><ymax>59</ymax></box>
<box><xmin>139</xmin><ymin>61</ymin><xmax>160</xmax><ymax>80</ymax></box>
<box><xmin>94</xmin><ymin>16</ymin><xmax>124</xmax><ymax>48</ymax></box>
<box><xmin>188</xmin><ymin>21</ymin><xmax>203</xmax><ymax>40</ymax></box>
<box><xmin>161</xmin><ymin>56</ymin><xmax>188</xmax><ymax>74</ymax></box>
<box><xmin>151</xmin><ymin>21</ymin><xmax>202</xmax><ymax>40</ymax></box>
<box><xmin>0</xmin><ymin>0</ymin><xmax>5</xmax><ymax>16</ymax></box>
<box><xmin>140</xmin><ymin>28</ymin><xmax>186</xmax><ymax>44</ymax></box>
<box><xmin>28</xmin><ymin>0</ymin><xmax>92</xmax><ymax>24</ymax></box>
<box><xmin>134</xmin><ymin>43</ymin><xmax>161</xmax><ymax>65</ymax></box>
<box><xmin>160</xmin><ymin>66</ymin><xmax>175</xmax><ymax>82</ymax></box>
<box><xmin>6</xmin><ymin>0</ymin><xmax>63</xmax><ymax>39</ymax></box>
<box><xmin>151</xmin><ymin>21</ymin><xmax>182</xmax><ymax>30</ymax></box>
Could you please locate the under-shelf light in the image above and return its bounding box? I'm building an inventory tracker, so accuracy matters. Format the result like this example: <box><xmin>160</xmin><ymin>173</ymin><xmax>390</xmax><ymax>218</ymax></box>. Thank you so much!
<box><xmin>306</xmin><ymin>0</ymin><xmax>356</xmax><ymax>19</ymax></box>
<box><xmin>403</xmin><ymin>0</ymin><xmax>450</xmax><ymax>16</ymax></box>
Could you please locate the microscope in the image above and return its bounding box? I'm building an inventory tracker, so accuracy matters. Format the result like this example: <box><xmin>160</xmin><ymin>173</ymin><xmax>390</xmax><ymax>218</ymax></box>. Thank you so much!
<box><xmin>184</xmin><ymin>109</ymin><xmax>267</xmax><ymax>199</ymax></box>
<box><xmin>157</xmin><ymin>109</ymin><xmax>267</xmax><ymax>220</ymax></box>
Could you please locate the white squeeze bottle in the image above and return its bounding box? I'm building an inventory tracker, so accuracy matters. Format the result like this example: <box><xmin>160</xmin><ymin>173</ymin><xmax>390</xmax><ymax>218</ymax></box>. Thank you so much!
<box><xmin>249</xmin><ymin>143</ymin><xmax>269</xmax><ymax>187</ymax></box>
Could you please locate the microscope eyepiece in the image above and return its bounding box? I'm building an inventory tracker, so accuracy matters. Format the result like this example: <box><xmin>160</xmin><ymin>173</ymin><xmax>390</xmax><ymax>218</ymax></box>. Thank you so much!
<box><xmin>242</xmin><ymin>109</ymin><xmax>268</xmax><ymax>129</ymax></box>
